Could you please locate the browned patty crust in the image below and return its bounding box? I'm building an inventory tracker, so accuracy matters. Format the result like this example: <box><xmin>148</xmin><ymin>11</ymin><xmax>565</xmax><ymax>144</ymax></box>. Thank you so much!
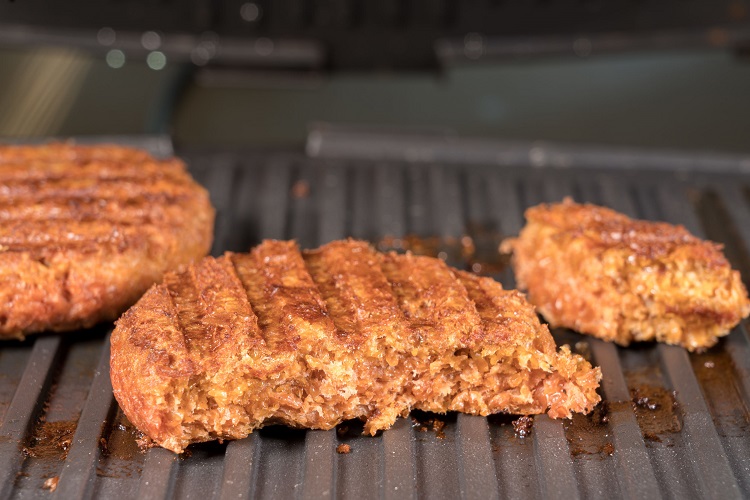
<box><xmin>503</xmin><ymin>199</ymin><xmax>750</xmax><ymax>351</ymax></box>
<box><xmin>110</xmin><ymin>239</ymin><xmax>601</xmax><ymax>453</ymax></box>
<box><xmin>0</xmin><ymin>143</ymin><xmax>215</xmax><ymax>339</ymax></box>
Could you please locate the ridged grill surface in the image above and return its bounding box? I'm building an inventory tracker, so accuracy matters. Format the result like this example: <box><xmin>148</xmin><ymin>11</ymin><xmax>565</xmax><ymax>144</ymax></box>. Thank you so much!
<box><xmin>2</xmin><ymin>141</ymin><xmax>750</xmax><ymax>499</ymax></box>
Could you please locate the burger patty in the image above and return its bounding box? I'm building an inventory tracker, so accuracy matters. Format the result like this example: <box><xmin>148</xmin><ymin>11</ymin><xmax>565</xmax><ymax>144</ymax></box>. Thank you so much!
<box><xmin>503</xmin><ymin>198</ymin><xmax>750</xmax><ymax>351</ymax></box>
<box><xmin>110</xmin><ymin>239</ymin><xmax>601</xmax><ymax>453</ymax></box>
<box><xmin>0</xmin><ymin>143</ymin><xmax>215</xmax><ymax>339</ymax></box>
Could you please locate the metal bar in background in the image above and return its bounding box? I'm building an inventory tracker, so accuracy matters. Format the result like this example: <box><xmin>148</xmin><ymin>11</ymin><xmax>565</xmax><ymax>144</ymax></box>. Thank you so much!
<box><xmin>306</xmin><ymin>124</ymin><xmax>750</xmax><ymax>173</ymax></box>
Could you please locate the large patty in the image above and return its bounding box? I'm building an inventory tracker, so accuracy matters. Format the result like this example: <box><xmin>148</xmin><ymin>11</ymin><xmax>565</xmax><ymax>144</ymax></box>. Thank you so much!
<box><xmin>111</xmin><ymin>239</ymin><xmax>601</xmax><ymax>453</ymax></box>
<box><xmin>0</xmin><ymin>143</ymin><xmax>215</xmax><ymax>339</ymax></box>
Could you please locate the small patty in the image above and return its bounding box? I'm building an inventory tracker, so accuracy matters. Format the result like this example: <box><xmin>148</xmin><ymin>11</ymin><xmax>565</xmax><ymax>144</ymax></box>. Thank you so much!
<box><xmin>503</xmin><ymin>198</ymin><xmax>750</xmax><ymax>351</ymax></box>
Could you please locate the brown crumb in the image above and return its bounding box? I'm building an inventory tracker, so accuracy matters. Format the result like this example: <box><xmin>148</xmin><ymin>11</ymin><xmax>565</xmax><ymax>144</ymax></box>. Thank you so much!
<box><xmin>99</xmin><ymin>437</ymin><xmax>108</xmax><ymax>454</ymax></box>
<box><xmin>43</xmin><ymin>476</ymin><xmax>59</xmax><ymax>492</ymax></box>
<box><xmin>135</xmin><ymin>432</ymin><xmax>157</xmax><ymax>451</ymax></box>
<box><xmin>336</xmin><ymin>444</ymin><xmax>351</xmax><ymax>454</ymax></box>
<box><xmin>336</xmin><ymin>425</ymin><xmax>349</xmax><ymax>437</ymax></box>
<box><xmin>512</xmin><ymin>416</ymin><xmax>534</xmax><ymax>438</ymax></box>
<box><xmin>411</xmin><ymin>414</ymin><xmax>447</xmax><ymax>439</ymax></box>
<box><xmin>643</xmin><ymin>432</ymin><xmax>662</xmax><ymax>443</ymax></box>
<box><xmin>291</xmin><ymin>180</ymin><xmax>310</xmax><ymax>199</ymax></box>
<box><xmin>601</xmin><ymin>442</ymin><xmax>615</xmax><ymax>456</ymax></box>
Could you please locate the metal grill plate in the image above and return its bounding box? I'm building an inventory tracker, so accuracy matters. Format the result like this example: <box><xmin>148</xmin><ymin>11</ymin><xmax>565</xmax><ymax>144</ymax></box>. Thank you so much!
<box><xmin>2</xmin><ymin>139</ymin><xmax>750</xmax><ymax>499</ymax></box>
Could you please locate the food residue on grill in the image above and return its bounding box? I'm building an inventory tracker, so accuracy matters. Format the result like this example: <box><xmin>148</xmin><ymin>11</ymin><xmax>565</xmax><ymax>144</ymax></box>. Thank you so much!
<box><xmin>629</xmin><ymin>385</ymin><xmax>681</xmax><ymax>443</ymax></box>
<box><xmin>22</xmin><ymin>420</ymin><xmax>77</xmax><ymax>460</ymax></box>
<box><xmin>563</xmin><ymin>402</ymin><xmax>615</xmax><ymax>459</ymax></box>
<box><xmin>42</xmin><ymin>476</ymin><xmax>59</xmax><ymax>492</ymax></box>
<box><xmin>336</xmin><ymin>425</ymin><xmax>350</xmax><ymax>438</ymax></box>
<box><xmin>102</xmin><ymin>410</ymin><xmax>148</xmax><ymax>460</ymax></box>
<box><xmin>690</xmin><ymin>349</ymin><xmax>748</xmax><ymax>438</ymax></box>
<box><xmin>512</xmin><ymin>416</ymin><xmax>534</xmax><ymax>438</ymax></box>
<box><xmin>376</xmin><ymin>226</ymin><xmax>509</xmax><ymax>277</ymax></box>
<box><xmin>411</xmin><ymin>412</ymin><xmax>449</xmax><ymax>439</ymax></box>
<box><xmin>336</xmin><ymin>444</ymin><xmax>351</xmax><ymax>454</ymax></box>
<box><xmin>335</xmin><ymin>421</ymin><xmax>364</xmax><ymax>440</ymax></box>
<box><xmin>291</xmin><ymin>180</ymin><xmax>310</xmax><ymax>199</ymax></box>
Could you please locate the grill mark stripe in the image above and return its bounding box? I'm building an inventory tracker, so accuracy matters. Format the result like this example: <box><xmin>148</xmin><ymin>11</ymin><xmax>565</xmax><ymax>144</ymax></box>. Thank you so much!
<box><xmin>171</xmin><ymin>256</ymin><xmax>262</xmax><ymax>369</ymax></box>
<box><xmin>230</xmin><ymin>241</ymin><xmax>340</xmax><ymax>354</ymax></box>
<box><xmin>2</xmin><ymin>177</ymin><xmax>197</xmax><ymax>199</ymax></box>
<box><xmin>0</xmin><ymin>221</ymin><xmax>160</xmax><ymax>257</ymax></box>
<box><xmin>378</xmin><ymin>253</ymin><xmax>481</xmax><ymax>352</ymax></box>
<box><xmin>302</xmin><ymin>240</ymin><xmax>408</xmax><ymax>353</ymax></box>
<box><xmin>302</xmin><ymin>239</ymin><xmax>414</xmax><ymax>437</ymax></box>
<box><xmin>164</xmin><ymin>267</ymin><xmax>207</xmax><ymax>366</ymax></box>
<box><xmin>0</xmin><ymin>198</ymin><xmax>188</xmax><ymax>224</ymax></box>
<box><xmin>0</xmin><ymin>144</ymin><xmax>154</xmax><ymax>164</ymax></box>
<box><xmin>0</xmin><ymin>156</ymin><xmax>204</xmax><ymax>266</ymax></box>
<box><xmin>0</xmin><ymin>160</ymin><xmax>186</xmax><ymax>183</ymax></box>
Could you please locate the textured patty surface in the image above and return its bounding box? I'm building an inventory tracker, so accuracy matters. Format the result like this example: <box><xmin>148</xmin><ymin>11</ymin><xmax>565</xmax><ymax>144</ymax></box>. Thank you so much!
<box><xmin>503</xmin><ymin>199</ymin><xmax>750</xmax><ymax>351</ymax></box>
<box><xmin>111</xmin><ymin>239</ymin><xmax>601</xmax><ymax>453</ymax></box>
<box><xmin>0</xmin><ymin>143</ymin><xmax>215</xmax><ymax>339</ymax></box>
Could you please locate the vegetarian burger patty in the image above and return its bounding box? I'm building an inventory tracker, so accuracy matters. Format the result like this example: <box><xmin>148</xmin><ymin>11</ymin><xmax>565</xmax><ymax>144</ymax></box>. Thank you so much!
<box><xmin>503</xmin><ymin>199</ymin><xmax>750</xmax><ymax>351</ymax></box>
<box><xmin>0</xmin><ymin>143</ymin><xmax>215</xmax><ymax>339</ymax></box>
<box><xmin>111</xmin><ymin>239</ymin><xmax>601</xmax><ymax>453</ymax></box>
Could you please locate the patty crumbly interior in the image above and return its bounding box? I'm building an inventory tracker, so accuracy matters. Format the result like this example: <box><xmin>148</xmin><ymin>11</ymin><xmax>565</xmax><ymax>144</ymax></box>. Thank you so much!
<box><xmin>0</xmin><ymin>142</ymin><xmax>214</xmax><ymax>339</ymax></box>
<box><xmin>503</xmin><ymin>198</ymin><xmax>750</xmax><ymax>351</ymax></box>
<box><xmin>111</xmin><ymin>239</ymin><xmax>601</xmax><ymax>453</ymax></box>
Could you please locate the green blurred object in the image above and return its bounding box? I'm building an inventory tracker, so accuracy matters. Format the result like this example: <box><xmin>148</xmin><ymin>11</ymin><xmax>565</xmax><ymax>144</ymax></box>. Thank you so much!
<box><xmin>1</xmin><ymin>47</ymin><xmax>749</xmax><ymax>154</ymax></box>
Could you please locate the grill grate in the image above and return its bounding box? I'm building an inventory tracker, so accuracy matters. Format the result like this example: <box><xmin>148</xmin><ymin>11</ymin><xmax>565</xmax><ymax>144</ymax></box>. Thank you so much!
<box><xmin>2</xmin><ymin>140</ymin><xmax>750</xmax><ymax>499</ymax></box>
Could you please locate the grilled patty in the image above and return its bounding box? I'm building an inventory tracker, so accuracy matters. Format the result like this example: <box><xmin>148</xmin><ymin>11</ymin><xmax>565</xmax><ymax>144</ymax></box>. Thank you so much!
<box><xmin>0</xmin><ymin>143</ymin><xmax>215</xmax><ymax>339</ymax></box>
<box><xmin>111</xmin><ymin>239</ymin><xmax>601</xmax><ymax>453</ymax></box>
<box><xmin>503</xmin><ymin>199</ymin><xmax>750</xmax><ymax>351</ymax></box>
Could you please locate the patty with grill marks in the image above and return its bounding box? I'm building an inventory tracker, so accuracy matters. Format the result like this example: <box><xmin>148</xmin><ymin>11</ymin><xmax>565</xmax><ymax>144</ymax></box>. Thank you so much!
<box><xmin>0</xmin><ymin>143</ymin><xmax>214</xmax><ymax>339</ymax></box>
<box><xmin>502</xmin><ymin>199</ymin><xmax>750</xmax><ymax>351</ymax></box>
<box><xmin>111</xmin><ymin>239</ymin><xmax>601</xmax><ymax>453</ymax></box>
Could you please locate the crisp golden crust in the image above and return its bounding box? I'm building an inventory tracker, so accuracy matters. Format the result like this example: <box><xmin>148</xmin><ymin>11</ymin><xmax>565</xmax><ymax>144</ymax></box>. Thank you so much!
<box><xmin>111</xmin><ymin>239</ymin><xmax>601</xmax><ymax>453</ymax></box>
<box><xmin>0</xmin><ymin>143</ymin><xmax>214</xmax><ymax>339</ymax></box>
<box><xmin>504</xmin><ymin>199</ymin><xmax>750</xmax><ymax>351</ymax></box>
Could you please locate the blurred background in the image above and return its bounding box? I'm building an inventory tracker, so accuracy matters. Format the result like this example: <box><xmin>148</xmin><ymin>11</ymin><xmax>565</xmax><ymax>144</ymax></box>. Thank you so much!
<box><xmin>0</xmin><ymin>1</ymin><xmax>749</xmax><ymax>153</ymax></box>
